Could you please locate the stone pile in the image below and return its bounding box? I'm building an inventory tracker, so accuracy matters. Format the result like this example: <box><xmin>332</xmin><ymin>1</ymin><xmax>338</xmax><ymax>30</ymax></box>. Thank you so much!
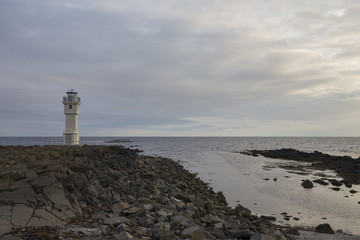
<box><xmin>0</xmin><ymin>145</ymin><xmax>286</xmax><ymax>239</ymax></box>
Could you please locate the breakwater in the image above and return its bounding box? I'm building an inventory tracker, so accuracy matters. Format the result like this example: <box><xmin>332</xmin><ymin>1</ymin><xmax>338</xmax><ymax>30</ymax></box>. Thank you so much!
<box><xmin>0</xmin><ymin>145</ymin><xmax>284</xmax><ymax>239</ymax></box>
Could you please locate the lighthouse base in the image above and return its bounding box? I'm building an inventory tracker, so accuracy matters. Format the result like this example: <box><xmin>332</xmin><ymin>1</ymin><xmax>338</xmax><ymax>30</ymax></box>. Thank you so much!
<box><xmin>63</xmin><ymin>132</ymin><xmax>79</xmax><ymax>145</ymax></box>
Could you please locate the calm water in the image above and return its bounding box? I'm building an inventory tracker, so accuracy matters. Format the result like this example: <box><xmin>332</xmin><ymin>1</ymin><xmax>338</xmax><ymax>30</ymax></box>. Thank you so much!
<box><xmin>1</xmin><ymin>137</ymin><xmax>360</xmax><ymax>235</ymax></box>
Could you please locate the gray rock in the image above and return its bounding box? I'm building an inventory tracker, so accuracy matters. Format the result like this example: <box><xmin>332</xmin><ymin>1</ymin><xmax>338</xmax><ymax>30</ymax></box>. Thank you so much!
<box><xmin>103</xmin><ymin>216</ymin><xmax>131</xmax><ymax>226</ymax></box>
<box><xmin>114</xmin><ymin>231</ymin><xmax>134</xmax><ymax>240</ymax></box>
<box><xmin>170</xmin><ymin>215</ymin><xmax>195</xmax><ymax>229</ymax></box>
<box><xmin>68</xmin><ymin>227</ymin><xmax>102</xmax><ymax>236</ymax></box>
<box><xmin>43</xmin><ymin>183</ymin><xmax>72</xmax><ymax>210</ymax></box>
<box><xmin>30</xmin><ymin>175</ymin><xmax>57</xmax><ymax>188</ymax></box>
<box><xmin>313</xmin><ymin>179</ymin><xmax>329</xmax><ymax>186</ymax></box>
<box><xmin>153</xmin><ymin>222</ymin><xmax>170</xmax><ymax>231</ymax></box>
<box><xmin>181</xmin><ymin>226</ymin><xmax>205</xmax><ymax>240</ymax></box>
<box><xmin>216</xmin><ymin>191</ymin><xmax>227</xmax><ymax>205</ymax></box>
<box><xmin>0</xmin><ymin>218</ymin><xmax>12</xmax><ymax>237</ymax></box>
<box><xmin>250</xmin><ymin>233</ymin><xmax>276</xmax><ymax>240</ymax></box>
<box><xmin>27</xmin><ymin>209</ymin><xmax>64</xmax><ymax>226</ymax></box>
<box><xmin>143</xmin><ymin>204</ymin><xmax>154</xmax><ymax>211</ymax></box>
<box><xmin>0</xmin><ymin>235</ymin><xmax>23</xmax><ymax>240</ymax></box>
<box><xmin>226</xmin><ymin>229</ymin><xmax>252</xmax><ymax>238</ymax></box>
<box><xmin>301</xmin><ymin>180</ymin><xmax>313</xmax><ymax>189</ymax></box>
<box><xmin>123</xmin><ymin>207</ymin><xmax>142</xmax><ymax>215</ymax></box>
<box><xmin>156</xmin><ymin>208</ymin><xmax>174</xmax><ymax>218</ymax></box>
<box><xmin>0</xmin><ymin>182</ymin><xmax>9</xmax><ymax>192</ymax></box>
<box><xmin>281</xmin><ymin>228</ymin><xmax>300</xmax><ymax>236</ymax></box>
<box><xmin>11</xmin><ymin>204</ymin><xmax>33</xmax><ymax>227</ymax></box>
<box><xmin>0</xmin><ymin>186</ymin><xmax>36</xmax><ymax>206</ymax></box>
<box><xmin>329</xmin><ymin>179</ymin><xmax>342</xmax><ymax>187</ymax></box>
<box><xmin>65</xmin><ymin>193</ymin><xmax>83</xmax><ymax>217</ymax></box>
<box><xmin>235</xmin><ymin>204</ymin><xmax>252</xmax><ymax>217</ymax></box>
<box><xmin>208</xmin><ymin>228</ymin><xmax>226</xmax><ymax>239</ymax></box>
<box><xmin>152</xmin><ymin>228</ymin><xmax>175</xmax><ymax>240</ymax></box>
<box><xmin>0</xmin><ymin>206</ymin><xmax>12</xmax><ymax>223</ymax></box>
<box><xmin>260</xmin><ymin>215</ymin><xmax>276</xmax><ymax>221</ymax></box>
<box><xmin>214</xmin><ymin>222</ymin><xmax>223</xmax><ymax>229</ymax></box>
<box><xmin>315</xmin><ymin>223</ymin><xmax>335</xmax><ymax>234</ymax></box>
<box><xmin>154</xmin><ymin>179</ymin><xmax>167</xmax><ymax>189</ymax></box>
<box><xmin>138</xmin><ymin>215</ymin><xmax>155</xmax><ymax>228</ymax></box>
<box><xmin>174</xmin><ymin>193</ymin><xmax>191</xmax><ymax>203</ymax></box>
<box><xmin>85</xmin><ymin>184</ymin><xmax>99</xmax><ymax>197</ymax></box>
<box><xmin>112</xmin><ymin>202</ymin><xmax>130</xmax><ymax>214</ymax></box>
<box><xmin>193</xmin><ymin>197</ymin><xmax>204</xmax><ymax>209</ymax></box>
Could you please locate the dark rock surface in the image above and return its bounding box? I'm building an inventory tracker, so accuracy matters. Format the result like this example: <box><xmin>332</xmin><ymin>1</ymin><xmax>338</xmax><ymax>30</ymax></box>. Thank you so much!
<box><xmin>240</xmin><ymin>148</ymin><xmax>360</xmax><ymax>185</ymax></box>
<box><xmin>315</xmin><ymin>223</ymin><xmax>335</xmax><ymax>234</ymax></box>
<box><xmin>313</xmin><ymin>179</ymin><xmax>329</xmax><ymax>186</ymax></box>
<box><xmin>301</xmin><ymin>180</ymin><xmax>313</xmax><ymax>189</ymax></box>
<box><xmin>0</xmin><ymin>145</ymin><xmax>284</xmax><ymax>239</ymax></box>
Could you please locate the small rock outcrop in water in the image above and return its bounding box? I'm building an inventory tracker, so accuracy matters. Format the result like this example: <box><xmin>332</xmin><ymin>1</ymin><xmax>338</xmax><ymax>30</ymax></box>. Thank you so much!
<box><xmin>0</xmin><ymin>145</ymin><xmax>285</xmax><ymax>239</ymax></box>
<box><xmin>315</xmin><ymin>223</ymin><xmax>335</xmax><ymax>234</ymax></box>
<box><xmin>313</xmin><ymin>179</ymin><xmax>329</xmax><ymax>186</ymax></box>
<box><xmin>301</xmin><ymin>180</ymin><xmax>314</xmax><ymax>189</ymax></box>
<box><xmin>105</xmin><ymin>138</ymin><xmax>132</xmax><ymax>143</ymax></box>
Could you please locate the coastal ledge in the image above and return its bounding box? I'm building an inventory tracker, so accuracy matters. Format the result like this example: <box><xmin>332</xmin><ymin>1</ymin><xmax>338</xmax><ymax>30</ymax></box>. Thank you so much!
<box><xmin>240</xmin><ymin>148</ymin><xmax>360</xmax><ymax>185</ymax></box>
<box><xmin>0</xmin><ymin>145</ymin><xmax>285</xmax><ymax>240</ymax></box>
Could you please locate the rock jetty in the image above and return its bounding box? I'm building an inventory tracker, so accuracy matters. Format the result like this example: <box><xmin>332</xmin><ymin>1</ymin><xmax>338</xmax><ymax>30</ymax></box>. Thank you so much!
<box><xmin>0</xmin><ymin>145</ymin><xmax>286</xmax><ymax>239</ymax></box>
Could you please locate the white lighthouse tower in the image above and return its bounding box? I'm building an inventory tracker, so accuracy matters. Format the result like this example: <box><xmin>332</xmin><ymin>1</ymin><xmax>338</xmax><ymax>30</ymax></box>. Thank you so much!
<box><xmin>62</xmin><ymin>89</ymin><xmax>81</xmax><ymax>145</ymax></box>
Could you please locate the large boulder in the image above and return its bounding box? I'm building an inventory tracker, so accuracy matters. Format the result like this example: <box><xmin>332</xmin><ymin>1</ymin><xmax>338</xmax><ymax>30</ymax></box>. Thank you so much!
<box><xmin>315</xmin><ymin>223</ymin><xmax>335</xmax><ymax>234</ymax></box>
<box><xmin>152</xmin><ymin>228</ymin><xmax>175</xmax><ymax>240</ymax></box>
<box><xmin>181</xmin><ymin>226</ymin><xmax>206</xmax><ymax>240</ymax></box>
<box><xmin>216</xmin><ymin>191</ymin><xmax>227</xmax><ymax>205</ymax></box>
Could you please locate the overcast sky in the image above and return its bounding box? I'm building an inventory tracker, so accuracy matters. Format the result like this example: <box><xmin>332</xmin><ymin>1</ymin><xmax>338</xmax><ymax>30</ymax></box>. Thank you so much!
<box><xmin>1</xmin><ymin>0</ymin><xmax>360</xmax><ymax>136</ymax></box>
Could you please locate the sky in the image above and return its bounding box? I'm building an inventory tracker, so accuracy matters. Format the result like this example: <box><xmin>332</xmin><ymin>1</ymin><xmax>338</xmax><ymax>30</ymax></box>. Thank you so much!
<box><xmin>1</xmin><ymin>0</ymin><xmax>360</xmax><ymax>137</ymax></box>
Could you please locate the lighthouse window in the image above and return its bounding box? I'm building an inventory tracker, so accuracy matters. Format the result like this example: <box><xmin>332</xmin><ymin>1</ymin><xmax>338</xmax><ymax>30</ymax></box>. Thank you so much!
<box><xmin>69</xmin><ymin>105</ymin><xmax>72</xmax><ymax>109</ymax></box>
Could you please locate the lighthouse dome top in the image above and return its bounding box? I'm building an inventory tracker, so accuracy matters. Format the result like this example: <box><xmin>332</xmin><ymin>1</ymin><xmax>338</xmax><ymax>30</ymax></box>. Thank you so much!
<box><xmin>63</xmin><ymin>89</ymin><xmax>81</xmax><ymax>103</ymax></box>
<box><xmin>66</xmin><ymin>89</ymin><xmax>78</xmax><ymax>95</ymax></box>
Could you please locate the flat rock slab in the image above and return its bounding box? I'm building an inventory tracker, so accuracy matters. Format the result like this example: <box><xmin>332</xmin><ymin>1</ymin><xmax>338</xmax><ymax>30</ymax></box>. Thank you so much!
<box><xmin>43</xmin><ymin>183</ymin><xmax>72</xmax><ymax>210</ymax></box>
<box><xmin>0</xmin><ymin>205</ymin><xmax>12</xmax><ymax>222</ymax></box>
<box><xmin>0</xmin><ymin>218</ymin><xmax>12</xmax><ymax>237</ymax></box>
<box><xmin>0</xmin><ymin>186</ymin><xmax>36</xmax><ymax>206</ymax></box>
<box><xmin>11</xmin><ymin>204</ymin><xmax>33</xmax><ymax>227</ymax></box>
<box><xmin>103</xmin><ymin>216</ymin><xmax>131</xmax><ymax>226</ymax></box>
<box><xmin>27</xmin><ymin>209</ymin><xmax>64</xmax><ymax>227</ymax></box>
<box><xmin>30</xmin><ymin>175</ymin><xmax>58</xmax><ymax>189</ymax></box>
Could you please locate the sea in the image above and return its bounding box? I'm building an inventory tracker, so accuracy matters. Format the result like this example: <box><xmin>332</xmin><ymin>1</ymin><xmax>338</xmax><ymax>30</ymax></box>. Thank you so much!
<box><xmin>1</xmin><ymin>136</ymin><xmax>360</xmax><ymax>235</ymax></box>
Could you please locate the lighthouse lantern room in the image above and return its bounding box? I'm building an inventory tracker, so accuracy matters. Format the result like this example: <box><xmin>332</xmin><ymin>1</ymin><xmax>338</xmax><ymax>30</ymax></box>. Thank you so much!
<box><xmin>62</xmin><ymin>89</ymin><xmax>81</xmax><ymax>145</ymax></box>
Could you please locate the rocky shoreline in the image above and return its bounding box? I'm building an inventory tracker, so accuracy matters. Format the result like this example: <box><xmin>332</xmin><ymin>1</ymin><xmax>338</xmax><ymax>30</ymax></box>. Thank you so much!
<box><xmin>0</xmin><ymin>145</ymin><xmax>287</xmax><ymax>240</ymax></box>
<box><xmin>240</xmin><ymin>148</ymin><xmax>360</xmax><ymax>186</ymax></box>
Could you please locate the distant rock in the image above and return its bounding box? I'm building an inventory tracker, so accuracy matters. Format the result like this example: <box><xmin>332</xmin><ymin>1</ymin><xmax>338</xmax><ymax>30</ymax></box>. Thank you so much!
<box><xmin>301</xmin><ymin>180</ymin><xmax>313</xmax><ymax>189</ymax></box>
<box><xmin>260</xmin><ymin>215</ymin><xmax>276</xmax><ymax>221</ymax></box>
<box><xmin>105</xmin><ymin>139</ymin><xmax>132</xmax><ymax>143</ymax></box>
<box><xmin>281</xmin><ymin>227</ymin><xmax>300</xmax><ymax>236</ymax></box>
<box><xmin>313</xmin><ymin>179</ymin><xmax>329</xmax><ymax>186</ymax></box>
<box><xmin>329</xmin><ymin>179</ymin><xmax>342</xmax><ymax>187</ymax></box>
<box><xmin>315</xmin><ymin>223</ymin><xmax>335</xmax><ymax>234</ymax></box>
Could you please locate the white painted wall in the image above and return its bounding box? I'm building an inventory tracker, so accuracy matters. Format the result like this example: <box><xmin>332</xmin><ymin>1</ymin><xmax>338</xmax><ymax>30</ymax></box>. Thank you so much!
<box><xmin>62</xmin><ymin>92</ymin><xmax>81</xmax><ymax>145</ymax></box>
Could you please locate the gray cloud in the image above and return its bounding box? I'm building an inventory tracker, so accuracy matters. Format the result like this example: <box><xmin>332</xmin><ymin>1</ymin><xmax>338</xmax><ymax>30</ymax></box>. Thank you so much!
<box><xmin>1</xmin><ymin>0</ymin><xmax>360</xmax><ymax>136</ymax></box>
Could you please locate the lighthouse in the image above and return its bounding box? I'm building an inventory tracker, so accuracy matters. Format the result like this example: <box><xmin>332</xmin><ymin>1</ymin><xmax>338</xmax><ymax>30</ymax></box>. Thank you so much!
<box><xmin>62</xmin><ymin>89</ymin><xmax>81</xmax><ymax>145</ymax></box>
